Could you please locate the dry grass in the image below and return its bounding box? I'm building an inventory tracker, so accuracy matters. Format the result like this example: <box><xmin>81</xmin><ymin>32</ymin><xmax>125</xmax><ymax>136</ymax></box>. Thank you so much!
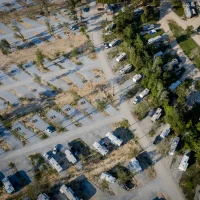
<box><xmin>0</xmin><ymin>139</ymin><xmax>12</xmax><ymax>151</ymax></box>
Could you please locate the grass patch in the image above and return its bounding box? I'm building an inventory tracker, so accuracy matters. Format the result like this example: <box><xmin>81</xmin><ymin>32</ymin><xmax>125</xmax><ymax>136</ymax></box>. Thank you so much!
<box><xmin>173</xmin><ymin>6</ymin><xmax>184</xmax><ymax>17</ymax></box>
<box><xmin>169</xmin><ymin>21</ymin><xmax>200</xmax><ymax>69</ymax></box>
<box><xmin>144</xmin><ymin>29</ymin><xmax>165</xmax><ymax>40</ymax></box>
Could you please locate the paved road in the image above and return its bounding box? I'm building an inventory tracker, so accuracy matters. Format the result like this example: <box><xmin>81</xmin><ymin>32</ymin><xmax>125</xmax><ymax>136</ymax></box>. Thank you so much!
<box><xmin>85</xmin><ymin>1</ymin><xmax>186</xmax><ymax>200</ymax></box>
<box><xmin>0</xmin><ymin>114</ymin><xmax>122</xmax><ymax>161</ymax></box>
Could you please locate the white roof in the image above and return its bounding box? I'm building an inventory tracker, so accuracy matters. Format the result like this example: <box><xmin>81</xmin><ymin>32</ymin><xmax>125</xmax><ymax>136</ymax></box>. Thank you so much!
<box><xmin>93</xmin><ymin>141</ymin><xmax>109</xmax><ymax>156</ymax></box>
<box><xmin>65</xmin><ymin>150</ymin><xmax>77</xmax><ymax>164</ymax></box>
<box><xmin>100</xmin><ymin>172</ymin><xmax>116</xmax><ymax>183</ymax></box>
<box><xmin>37</xmin><ymin>193</ymin><xmax>50</xmax><ymax>200</ymax></box>
<box><xmin>109</xmin><ymin>38</ymin><xmax>118</xmax><ymax>46</ymax></box>
<box><xmin>179</xmin><ymin>154</ymin><xmax>189</xmax><ymax>171</ymax></box>
<box><xmin>132</xmin><ymin>74</ymin><xmax>142</xmax><ymax>83</ymax></box>
<box><xmin>139</xmin><ymin>88</ymin><xmax>150</xmax><ymax>98</ymax></box>
<box><xmin>106</xmin><ymin>132</ymin><xmax>123</xmax><ymax>147</ymax></box>
<box><xmin>160</xmin><ymin>124</ymin><xmax>170</xmax><ymax>139</ymax></box>
<box><xmin>2</xmin><ymin>177</ymin><xmax>15</xmax><ymax>194</ymax></box>
<box><xmin>169</xmin><ymin>80</ymin><xmax>181</xmax><ymax>92</ymax></box>
<box><xmin>116</xmin><ymin>52</ymin><xmax>126</xmax><ymax>62</ymax></box>
<box><xmin>60</xmin><ymin>184</ymin><xmax>79</xmax><ymax>200</ymax></box>
<box><xmin>49</xmin><ymin>157</ymin><xmax>63</xmax><ymax>172</ymax></box>
<box><xmin>128</xmin><ymin>157</ymin><xmax>142</xmax><ymax>173</ymax></box>
<box><xmin>185</xmin><ymin>4</ymin><xmax>192</xmax><ymax>18</ymax></box>
<box><xmin>148</xmin><ymin>35</ymin><xmax>162</xmax><ymax>44</ymax></box>
<box><xmin>151</xmin><ymin>108</ymin><xmax>162</xmax><ymax>121</ymax></box>
<box><xmin>169</xmin><ymin>137</ymin><xmax>180</xmax><ymax>155</ymax></box>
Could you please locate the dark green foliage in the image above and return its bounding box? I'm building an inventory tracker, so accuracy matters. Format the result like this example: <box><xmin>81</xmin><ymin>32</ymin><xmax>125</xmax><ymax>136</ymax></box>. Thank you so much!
<box><xmin>0</xmin><ymin>39</ymin><xmax>10</xmax><ymax>55</ymax></box>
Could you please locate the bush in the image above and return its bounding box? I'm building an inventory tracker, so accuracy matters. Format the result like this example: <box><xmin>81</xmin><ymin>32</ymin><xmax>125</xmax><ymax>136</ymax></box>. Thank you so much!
<box><xmin>71</xmin><ymin>48</ymin><xmax>79</xmax><ymax>57</ymax></box>
<box><xmin>96</xmin><ymin>99</ymin><xmax>107</xmax><ymax>112</ymax></box>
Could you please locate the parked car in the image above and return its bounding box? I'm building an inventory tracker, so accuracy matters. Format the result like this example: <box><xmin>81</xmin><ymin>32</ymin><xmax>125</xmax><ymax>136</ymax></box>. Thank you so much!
<box><xmin>104</xmin><ymin>43</ymin><xmax>109</xmax><ymax>49</ymax></box>
<box><xmin>53</xmin><ymin>145</ymin><xmax>58</xmax><ymax>154</ymax></box>
<box><xmin>45</xmin><ymin>126</ymin><xmax>55</xmax><ymax>134</ymax></box>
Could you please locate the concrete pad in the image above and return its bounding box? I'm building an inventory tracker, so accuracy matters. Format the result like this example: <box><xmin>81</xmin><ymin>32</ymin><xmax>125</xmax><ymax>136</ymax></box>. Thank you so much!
<box><xmin>37</xmin><ymin>31</ymin><xmax>55</xmax><ymax>42</ymax></box>
<box><xmin>36</xmin><ymin>15</ymin><xmax>57</xmax><ymax>25</ymax></box>
<box><xmin>14</xmin><ymin>86</ymin><xmax>36</xmax><ymax>98</ymax></box>
<box><xmin>104</xmin><ymin>105</ymin><xmax>119</xmax><ymax>116</ymax></box>
<box><xmin>22</xmin><ymin>61</ymin><xmax>44</xmax><ymax>76</ymax></box>
<box><xmin>12</xmin><ymin>122</ymin><xmax>40</xmax><ymax>143</ymax></box>
<box><xmin>68</xmin><ymin>73</ymin><xmax>84</xmax><ymax>88</ymax></box>
<box><xmin>55</xmin><ymin>13</ymin><xmax>74</xmax><ymax>24</ymax></box>
<box><xmin>54</xmin><ymin>28</ymin><xmax>67</xmax><ymax>39</ymax></box>
<box><xmin>0</xmin><ymin>91</ymin><xmax>19</xmax><ymax>105</ymax></box>
<box><xmin>46</xmin><ymin>77</ymin><xmax>70</xmax><ymax>91</ymax></box>
<box><xmin>0</xmin><ymin>70</ymin><xmax>16</xmax><ymax>85</ymax></box>
<box><xmin>28</xmin><ymin>34</ymin><xmax>43</xmax><ymax>46</ymax></box>
<box><xmin>54</xmin><ymin>57</ymin><xmax>77</xmax><ymax>70</ymax></box>
<box><xmin>78</xmin><ymin>70</ymin><xmax>102</xmax><ymax>82</ymax></box>
<box><xmin>22</xmin><ymin>18</ymin><xmax>41</xmax><ymax>27</ymax></box>
<box><xmin>10</xmin><ymin>1</ymin><xmax>22</xmax><ymax>10</ymax></box>
<box><xmin>0</xmin><ymin>124</ymin><xmax>22</xmax><ymax>149</ymax></box>
<box><xmin>0</xmin><ymin>4</ymin><xmax>10</xmax><ymax>12</ymax></box>
<box><xmin>8</xmin><ymin>64</ymin><xmax>32</xmax><ymax>81</ymax></box>
<box><xmin>0</xmin><ymin>23</ymin><xmax>13</xmax><ymax>34</ymax></box>
<box><xmin>62</xmin><ymin>104</ymin><xmax>92</xmax><ymax>126</ymax></box>
<box><xmin>0</xmin><ymin>99</ymin><xmax>6</xmax><ymax>111</ymax></box>
<box><xmin>10</xmin><ymin>20</ymin><xmax>25</xmax><ymax>30</ymax></box>
<box><xmin>77</xmin><ymin>98</ymin><xmax>104</xmax><ymax>120</ymax></box>
<box><xmin>46</xmin><ymin>109</ymin><xmax>76</xmax><ymax>130</ymax></box>
<box><xmin>78</xmin><ymin>56</ymin><xmax>99</xmax><ymax>69</ymax></box>
<box><xmin>43</xmin><ymin>58</ymin><xmax>61</xmax><ymax>72</ymax></box>
<box><xmin>30</xmin><ymin>115</ymin><xmax>56</xmax><ymax>136</ymax></box>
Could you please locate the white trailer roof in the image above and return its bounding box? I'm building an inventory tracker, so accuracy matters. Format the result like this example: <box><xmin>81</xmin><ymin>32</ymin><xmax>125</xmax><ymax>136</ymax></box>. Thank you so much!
<box><xmin>93</xmin><ymin>141</ymin><xmax>109</xmax><ymax>156</ymax></box>
<box><xmin>139</xmin><ymin>88</ymin><xmax>150</xmax><ymax>98</ymax></box>
<box><xmin>132</xmin><ymin>74</ymin><xmax>142</xmax><ymax>83</ymax></box>
<box><xmin>37</xmin><ymin>193</ymin><xmax>50</xmax><ymax>200</ymax></box>
<box><xmin>169</xmin><ymin>137</ymin><xmax>180</xmax><ymax>155</ymax></box>
<box><xmin>160</xmin><ymin>124</ymin><xmax>170</xmax><ymax>139</ymax></box>
<box><xmin>179</xmin><ymin>154</ymin><xmax>189</xmax><ymax>171</ymax></box>
<box><xmin>100</xmin><ymin>172</ymin><xmax>116</xmax><ymax>183</ymax></box>
<box><xmin>151</xmin><ymin>108</ymin><xmax>162</xmax><ymax>121</ymax></box>
<box><xmin>2</xmin><ymin>177</ymin><xmax>15</xmax><ymax>194</ymax></box>
<box><xmin>49</xmin><ymin>157</ymin><xmax>63</xmax><ymax>172</ymax></box>
<box><xmin>128</xmin><ymin>157</ymin><xmax>142</xmax><ymax>173</ymax></box>
<box><xmin>65</xmin><ymin>150</ymin><xmax>77</xmax><ymax>164</ymax></box>
<box><xmin>60</xmin><ymin>184</ymin><xmax>79</xmax><ymax>200</ymax></box>
<box><xmin>106</xmin><ymin>132</ymin><xmax>123</xmax><ymax>147</ymax></box>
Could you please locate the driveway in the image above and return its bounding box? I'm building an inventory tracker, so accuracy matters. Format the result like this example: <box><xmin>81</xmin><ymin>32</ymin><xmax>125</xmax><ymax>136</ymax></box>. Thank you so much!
<box><xmin>84</xmin><ymin>1</ymin><xmax>186</xmax><ymax>200</ymax></box>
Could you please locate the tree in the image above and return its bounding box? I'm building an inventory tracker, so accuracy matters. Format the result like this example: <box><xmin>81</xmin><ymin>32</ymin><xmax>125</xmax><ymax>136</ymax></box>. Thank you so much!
<box><xmin>45</xmin><ymin>19</ymin><xmax>55</xmax><ymax>35</ymax></box>
<box><xmin>36</xmin><ymin>49</ymin><xmax>44</xmax><ymax>67</ymax></box>
<box><xmin>185</xmin><ymin>26</ymin><xmax>194</xmax><ymax>37</ymax></box>
<box><xmin>96</xmin><ymin>99</ymin><xmax>107</xmax><ymax>112</ymax></box>
<box><xmin>0</xmin><ymin>39</ymin><xmax>10</xmax><ymax>55</ymax></box>
<box><xmin>12</xmin><ymin>22</ymin><xmax>25</xmax><ymax>41</ymax></box>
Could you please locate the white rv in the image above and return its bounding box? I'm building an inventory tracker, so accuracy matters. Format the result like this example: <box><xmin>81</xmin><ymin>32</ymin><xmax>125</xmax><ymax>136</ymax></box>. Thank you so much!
<box><xmin>148</xmin><ymin>35</ymin><xmax>162</xmax><ymax>45</ymax></box>
<box><xmin>179</xmin><ymin>154</ymin><xmax>189</xmax><ymax>171</ymax></box>
<box><xmin>160</xmin><ymin>124</ymin><xmax>171</xmax><ymax>139</ymax></box>
<box><xmin>109</xmin><ymin>39</ymin><xmax>119</xmax><ymax>47</ymax></box>
<box><xmin>119</xmin><ymin>64</ymin><xmax>133</xmax><ymax>75</ymax></box>
<box><xmin>132</xmin><ymin>74</ymin><xmax>142</xmax><ymax>83</ymax></box>
<box><xmin>151</xmin><ymin>108</ymin><xmax>162</xmax><ymax>122</ymax></box>
<box><xmin>116</xmin><ymin>52</ymin><xmax>127</xmax><ymax>62</ymax></box>
<box><xmin>139</xmin><ymin>88</ymin><xmax>150</xmax><ymax>98</ymax></box>
<box><xmin>169</xmin><ymin>137</ymin><xmax>180</xmax><ymax>155</ymax></box>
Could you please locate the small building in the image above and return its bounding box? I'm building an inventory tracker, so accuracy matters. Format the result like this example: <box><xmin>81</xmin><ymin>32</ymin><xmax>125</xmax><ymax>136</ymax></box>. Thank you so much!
<box><xmin>116</xmin><ymin>52</ymin><xmax>127</xmax><ymax>62</ymax></box>
<box><xmin>132</xmin><ymin>74</ymin><xmax>142</xmax><ymax>83</ymax></box>
<box><xmin>139</xmin><ymin>88</ymin><xmax>150</xmax><ymax>98</ymax></box>
<box><xmin>100</xmin><ymin>172</ymin><xmax>117</xmax><ymax>184</ymax></box>
<box><xmin>93</xmin><ymin>141</ymin><xmax>109</xmax><ymax>156</ymax></box>
<box><xmin>2</xmin><ymin>177</ymin><xmax>15</xmax><ymax>194</ymax></box>
<box><xmin>179</xmin><ymin>154</ymin><xmax>190</xmax><ymax>171</ymax></box>
<box><xmin>160</xmin><ymin>124</ymin><xmax>170</xmax><ymax>139</ymax></box>
<box><xmin>169</xmin><ymin>137</ymin><xmax>180</xmax><ymax>155</ymax></box>
<box><xmin>37</xmin><ymin>193</ymin><xmax>50</xmax><ymax>200</ymax></box>
<box><xmin>128</xmin><ymin>157</ymin><xmax>142</xmax><ymax>173</ymax></box>
<box><xmin>119</xmin><ymin>64</ymin><xmax>133</xmax><ymax>75</ymax></box>
<box><xmin>148</xmin><ymin>35</ymin><xmax>162</xmax><ymax>45</ymax></box>
<box><xmin>106</xmin><ymin>132</ymin><xmax>123</xmax><ymax>147</ymax></box>
<box><xmin>168</xmin><ymin>80</ymin><xmax>181</xmax><ymax>92</ymax></box>
<box><xmin>60</xmin><ymin>184</ymin><xmax>79</xmax><ymax>200</ymax></box>
<box><xmin>65</xmin><ymin>150</ymin><xmax>77</xmax><ymax>164</ymax></box>
<box><xmin>151</xmin><ymin>108</ymin><xmax>162</xmax><ymax>122</ymax></box>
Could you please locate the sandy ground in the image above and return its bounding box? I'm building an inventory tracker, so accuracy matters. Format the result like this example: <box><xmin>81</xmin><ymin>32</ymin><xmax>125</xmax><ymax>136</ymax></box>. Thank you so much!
<box><xmin>0</xmin><ymin>32</ymin><xmax>88</xmax><ymax>68</ymax></box>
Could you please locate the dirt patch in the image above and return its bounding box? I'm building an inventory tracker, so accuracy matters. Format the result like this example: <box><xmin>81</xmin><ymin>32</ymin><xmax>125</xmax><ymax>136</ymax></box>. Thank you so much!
<box><xmin>0</xmin><ymin>32</ymin><xmax>88</xmax><ymax>68</ymax></box>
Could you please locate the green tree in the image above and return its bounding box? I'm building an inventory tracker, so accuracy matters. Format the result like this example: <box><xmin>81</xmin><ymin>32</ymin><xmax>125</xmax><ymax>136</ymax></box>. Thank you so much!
<box><xmin>45</xmin><ymin>19</ymin><xmax>55</xmax><ymax>35</ymax></box>
<box><xmin>0</xmin><ymin>39</ymin><xmax>10</xmax><ymax>55</ymax></box>
<box><xmin>185</xmin><ymin>25</ymin><xmax>194</xmax><ymax>37</ymax></box>
<box><xmin>96</xmin><ymin>99</ymin><xmax>107</xmax><ymax>112</ymax></box>
<box><xmin>170</xmin><ymin>0</ymin><xmax>182</xmax><ymax>7</ymax></box>
<box><xmin>36</xmin><ymin>49</ymin><xmax>44</xmax><ymax>67</ymax></box>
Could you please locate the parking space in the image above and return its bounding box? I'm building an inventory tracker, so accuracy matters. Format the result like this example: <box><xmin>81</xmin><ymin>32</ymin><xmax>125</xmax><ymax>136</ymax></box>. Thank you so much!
<box><xmin>54</xmin><ymin>27</ymin><xmax>67</xmax><ymax>39</ymax></box>
<box><xmin>0</xmin><ymin>124</ymin><xmax>22</xmax><ymax>149</ymax></box>
<box><xmin>37</xmin><ymin>30</ymin><xmax>55</xmax><ymax>42</ymax></box>
<box><xmin>22</xmin><ymin>18</ymin><xmax>42</xmax><ymax>27</ymax></box>
<box><xmin>78</xmin><ymin>56</ymin><xmax>99</xmax><ymax>69</ymax></box>
<box><xmin>0</xmin><ymin>99</ymin><xmax>6</xmax><ymax>111</ymax></box>
<box><xmin>9</xmin><ymin>1</ymin><xmax>23</xmax><ymax>10</ymax></box>
<box><xmin>46</xmin><ymin>109</ymin><xmax>76</xmax><ymax>131</ymax></box>
<box><xmin>68</xmin><ymin>73</ymin><xmax>84</xmax><ymax>88</ymax></box>
<box><xmin>14</xmin><ymin>86</ymin><xmax>37</xmax><ymax>98</ymax></box>
<box><xmin>54</xmin><ymin>13</ymin><xmax>74</xmax><ymax>24</ymax></box>
<box><xmin>104</xmin><ymin>104</ymin><xmax>119</xmax><ymax>116</ymax></box>
<box><xmin>43</xmin><ymin>58</ymin><xmax>61</xmax><ymax>72</ymax></box>
<box><xmin>30</xmin><ymin>115</ymin><xmax>56</xmax><ymax>136</ymax></box>
<box><xmin>10</xmin><ymin>20</ymin><xmax>25</xmax><ymax>30</ymax></box>
<box><xmin>27</xmin><ymin>33</ymin><xmax>44</xmax><ymax>46</ymax></box>
<box><xmin>0</xmin><ymin>91</ymin><xmax>19</xmax><ymax>105</ymax></box>
<box><xmin>62</xmin><ymin>104</ymin><xmax>92</xmax><ymax>126</ymax></box>
<box><xmin>22</xmin><ymin>61</ymin><xmax>44</xmax><ymax>76</ymax></box>
<box><xmin>0</xmin><ymin>4</ymin><xmax>10</xmax><ymax>12</ymax></box>
<box><xmin>46</xmin><ymin>77</ymin><xmax>70</xmax><ymax>91</ymax></box>
<box><xmin>0</xmin><ymin>70</ymin><xmax>16</xmax><ymax>85</ymax></box>
<box><xmin>55</xmin><ymin>57</ymin><xmax>77</xmax><ymax>70</ymax></box>
<box><xmin>8</xmin><ymin>64</ymin><xmax>32</xmax><ymax>81</ymax></box>
<box><xmin>78</xmin><ymin>70</ymin><xmax>102</xmax><ymax>82</ymax></box>
<box><xmin>12</xmin><ymin>122</ymin><xmax>40</xmax><ymax>144</ymax></box>
<box><xmin>77</xmin><ymin>98</ymin><xmax>104</xmax><ymax>120</ymax></box>
<box><xmin>0</xmin><ymin>22</ymin><xmax>13</xmax><ymax>34</ymax></box>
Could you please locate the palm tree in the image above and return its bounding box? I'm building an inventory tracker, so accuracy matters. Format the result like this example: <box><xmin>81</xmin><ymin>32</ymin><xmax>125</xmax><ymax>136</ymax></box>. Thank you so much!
<box><xmin>0</xmin><ymin>39</ymin><xmax>10</xmax><ymax>54</ymax></box>
<box><xmin>12</xmin><ymin>22</ymin><xmax>25</xmax><ymax>41</ymax></box>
